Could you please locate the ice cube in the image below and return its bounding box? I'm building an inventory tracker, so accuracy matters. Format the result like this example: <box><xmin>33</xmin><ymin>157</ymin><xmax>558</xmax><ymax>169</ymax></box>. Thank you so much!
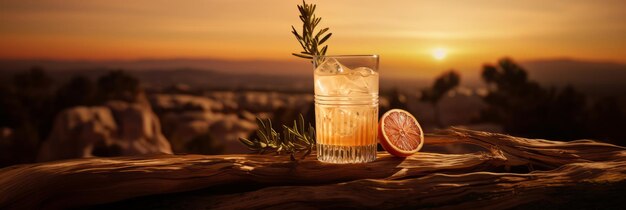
<box><xmin>351</xmin><ymin>67</ymin><xmax>375</xmax><ymax>77</ymax></box>
<box><xmin>314</xmin><ymin>58</ymin><xmax>349</xmax><ymax>75</ymax></box>
<box><xmin>314</xmin><ymin>60</ymin><xmax>378</xmax><ymax>96</ymax></box>
<box><xmin>339</xmin><ymin>67</ymin><xmax>376</xmax><ymax>95</ymax></box>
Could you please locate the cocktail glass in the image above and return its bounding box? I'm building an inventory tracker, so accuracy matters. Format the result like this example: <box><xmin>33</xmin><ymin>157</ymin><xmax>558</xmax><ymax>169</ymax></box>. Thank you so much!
<box><xmin>313</xmin><ymin>55</ymin><xmax>379</xmax><ymax>163</ymax></box>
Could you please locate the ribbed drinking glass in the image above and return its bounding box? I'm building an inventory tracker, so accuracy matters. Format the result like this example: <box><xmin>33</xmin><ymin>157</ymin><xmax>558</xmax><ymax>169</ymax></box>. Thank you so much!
<box><xmin>313</xmin><ymin>55</ymin><xmax>379</xmax><ymax>163</ymax></box>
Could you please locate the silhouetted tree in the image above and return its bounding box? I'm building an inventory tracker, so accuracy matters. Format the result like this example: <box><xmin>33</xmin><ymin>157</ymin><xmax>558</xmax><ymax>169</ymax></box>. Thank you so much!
<box><xmin>389</xmin><ymin>88</ymin><xmax>408</xmax><ymax>110</ymax></box>
<box><xmin>480</xmin><ymin>58</ymin><xmax>590</xmax><ymax>140</ymax></box>
<box><xmin>54</xmin><ymin>75</ymin><xmax>96</xmax><ymax>111</ymax></box>
<box><xmin>12</xmin><ymin>67</ymin><xmax>55</xmax><ymax>140</ymax></box>
<box><xmin>0</xmin><ymin>67</ymin><xmax>55</xmax><ymax>166</ymax></box>
<box><xmin>96</xmin><ymin>70</ymin><xmax>140</xmax><ymax>103</ymax></box>
<box><xmin>0</xmin><ymin>68</ymin><xmax>149</xmax><ymax>167</ymax></box>
<box><xmin>13</xmin><ymin>67</ymin><xmax>54</xmax><ymax>91</ymax></box>
<box><xmin>421</xmin><ymin>70</ymin><xmax>460</xmax><ymax>128</ymax></box>
<box><xmin>0</xmin><ymin>83</ymin><xmax>18</xmax><ymax>128</ymax></box>
<box><xmin>379</xmin><ymin>87</ymin><xmax>408</xmax><ymax>120</ymax></box>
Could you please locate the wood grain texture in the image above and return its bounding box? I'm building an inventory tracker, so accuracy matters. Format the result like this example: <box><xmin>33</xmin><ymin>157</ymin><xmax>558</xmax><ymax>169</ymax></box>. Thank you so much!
<box><xmin>1</xmin><ymin>128</ymin><xmax>625</xmax><ymax>209</ymax></box>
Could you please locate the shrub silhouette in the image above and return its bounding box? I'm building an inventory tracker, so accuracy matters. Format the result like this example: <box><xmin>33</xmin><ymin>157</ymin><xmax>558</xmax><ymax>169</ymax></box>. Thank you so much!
<box><xmin>96</xmin><ymin>70</ymin><xmax>140</xmax><ymax>103</ymax></box>
<box><xmin>379</xmin><ymin>87</ymin><xmax>408</xmax><ymax>120</ymax></box>
<box><xmin>388</xmin><ymin>88</ymin><xmax>408</xmax><ymax>111</ymax></box>
<box><xmin>54</xmin><ymin>75</ymin><xmax>96</xmax><ymax>111</ymax></box>
<box><xmin>421</xmin><ymin>70</ymin><xmax>460</xmax><ymax>128</ymax></box>
<box><xmin>185</xmin><ymin>132</ymin><xmax>225</xmax><ymax>155</ymax></box>
<box><xmin>587</xmin><ymin>97</ymin><xmax>626</xmax><ymax>145</ymax></box>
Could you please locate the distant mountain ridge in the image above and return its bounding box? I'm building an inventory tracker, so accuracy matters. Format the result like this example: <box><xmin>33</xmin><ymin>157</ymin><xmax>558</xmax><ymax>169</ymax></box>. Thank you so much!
<box><xmin>0</xmin><ymin>67</ymin><xmax>313</xmax><ymax>92</ymax></box>
<box><xmin>1</xmin><ymin>58</ymin><xmax>624</xmax><ymax>93</ymax></box>
<box><xmin>0</xmin><ymin>58</ymin><xmax>310</xmax><ymax>76</ymax></box>
<box><xmin>522</xmin><ymin>58</ymin><xmax>626</xmax><ymax>87</ymax></box>
<box><xmin>0</xmin><ymin>58</ymin><xmax>315</xmax><ymax>91</ymax></box>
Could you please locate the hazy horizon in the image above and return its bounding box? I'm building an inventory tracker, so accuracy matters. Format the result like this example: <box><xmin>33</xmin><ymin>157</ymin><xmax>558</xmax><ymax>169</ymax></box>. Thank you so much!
<box><xmin>2</xmin><ymin>57</ymin><xmax>626</xmax><ymax>96</ymax></box>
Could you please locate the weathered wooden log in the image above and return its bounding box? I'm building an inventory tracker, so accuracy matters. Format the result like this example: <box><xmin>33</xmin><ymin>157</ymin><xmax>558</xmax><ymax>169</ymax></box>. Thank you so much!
<box><xmin>0</xmin><ymin>128</ymin><xmax>624</xmax><ymax>209</ymax></box>
<box><xmin>428</xmin><ymin>128</ymin><xmax>626</xmax><ymax>168</ymax></box>
<box><xmin>180</xmin><ymin>160</ymin><xmax>626</xmax><ymax>209</ymax></box>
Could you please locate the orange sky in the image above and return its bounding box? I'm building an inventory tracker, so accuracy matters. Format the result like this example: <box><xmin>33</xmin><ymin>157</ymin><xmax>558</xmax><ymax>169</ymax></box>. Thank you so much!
<box><xmin>1</xmin><ymin>0</ymin><xmax>625</xmax><ymax>78</ymax></box>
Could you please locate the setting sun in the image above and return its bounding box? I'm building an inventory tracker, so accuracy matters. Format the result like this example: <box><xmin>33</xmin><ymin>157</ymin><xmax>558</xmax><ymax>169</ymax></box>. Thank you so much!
<box><xmin>432</xmin><ymin>48</ymin><xmax>447</xmax><ymax>61</ymax></box>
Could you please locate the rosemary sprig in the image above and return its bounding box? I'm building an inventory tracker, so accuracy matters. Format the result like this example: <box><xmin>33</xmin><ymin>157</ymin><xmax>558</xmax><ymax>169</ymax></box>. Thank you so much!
<box><xmin>291</xmin><ymin>0</ymin><xmax>332</xmax><ymax>64</ymax></box>
<box><xmin>239</xmin><ymin>114</ymin><xmax>315</xmax><ymax>160</ymax></box>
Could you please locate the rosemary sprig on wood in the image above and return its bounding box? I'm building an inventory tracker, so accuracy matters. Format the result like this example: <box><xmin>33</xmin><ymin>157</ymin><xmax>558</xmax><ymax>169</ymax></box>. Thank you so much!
<box><xmin>239</xmin><ymin>114</ymin><xmax>315</xmax><ymax>160</ymax></box>
<box><xmin>291</xmin><ymin>0</ymin><xmax>332</xmax><ymax>64</ymax></box>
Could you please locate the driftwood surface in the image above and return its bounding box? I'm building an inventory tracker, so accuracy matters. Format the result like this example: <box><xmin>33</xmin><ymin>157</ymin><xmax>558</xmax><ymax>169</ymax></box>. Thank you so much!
<box><xmin>1</xmin><ymin>128</ymin><xmax>625</xmax><ymax>209</ymax></box>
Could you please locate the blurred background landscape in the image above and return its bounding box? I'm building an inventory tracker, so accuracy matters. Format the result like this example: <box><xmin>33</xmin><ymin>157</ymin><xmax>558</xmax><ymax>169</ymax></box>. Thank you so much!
<box><xmin>1</xmin><ymin>0</ymin><xmax>625</xmax><ymax>167</ymax></box>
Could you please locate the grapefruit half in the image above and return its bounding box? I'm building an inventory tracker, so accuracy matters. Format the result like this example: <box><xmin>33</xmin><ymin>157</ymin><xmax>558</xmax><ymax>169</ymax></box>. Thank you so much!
<box><xmin>378</xmin><ymin>109</ymin><xmax>424</xmax><ymax>157</ymax></box>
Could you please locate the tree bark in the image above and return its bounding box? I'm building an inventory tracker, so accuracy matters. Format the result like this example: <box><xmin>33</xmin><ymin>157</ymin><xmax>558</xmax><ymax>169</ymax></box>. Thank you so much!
<box><xmin>0</xmin><ymin>128</ymin><xmax>624</xmax><ymax>209</ymax></box>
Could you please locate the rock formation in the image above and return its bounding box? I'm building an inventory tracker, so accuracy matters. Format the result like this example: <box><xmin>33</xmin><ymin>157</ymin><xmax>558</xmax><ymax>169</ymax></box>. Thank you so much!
<box><xmin>150</xmin><ymin>93</ymin><xmax>256</xmax><ymax>154</ymax></box>
<box><xmin>37</xmin><ymin>101</ymin><xmax>172</xmax><ymax>162</ymax></box>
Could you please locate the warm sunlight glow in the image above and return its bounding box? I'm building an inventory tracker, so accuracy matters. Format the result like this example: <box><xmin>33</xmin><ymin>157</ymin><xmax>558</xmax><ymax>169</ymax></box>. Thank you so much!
<box><xmin>432</xmin><ymin>48</ymin><xmax>447</xmax><ymax>61</ymax></box>
<box><xmin>1</xmin><ymin>0</ymin><xmax>626</xmax><ymax>77</ymax></box>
